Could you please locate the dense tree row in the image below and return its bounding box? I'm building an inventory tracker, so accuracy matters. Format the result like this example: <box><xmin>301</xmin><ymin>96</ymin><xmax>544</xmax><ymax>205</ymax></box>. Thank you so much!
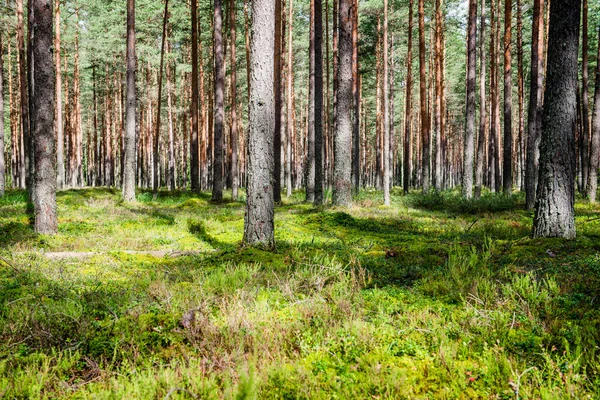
<box><xmin>0</xmin><ymin>0</ymin><xmax>597</xmax><ymax>240</ymax></box>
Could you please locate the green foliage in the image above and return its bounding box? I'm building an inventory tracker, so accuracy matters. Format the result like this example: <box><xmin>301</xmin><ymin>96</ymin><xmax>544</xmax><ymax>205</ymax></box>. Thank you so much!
<box><xmin>1</xmin><ymin>188</ymin><xmax>600</xmax><ymax>398</ymax></box>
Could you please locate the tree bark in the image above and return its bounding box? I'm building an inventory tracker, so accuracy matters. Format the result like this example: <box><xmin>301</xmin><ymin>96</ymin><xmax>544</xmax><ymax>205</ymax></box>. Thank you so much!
<box><xmin>525</xmin><ymin>0</ymin><xmax>544</xmax><ymax>209</ymax></box>
<box><xmin>306</xmin><ymin>0</ymin><xmax>316</xmax><ymax>203</ymax></box>
<box><xmin>475</xmin><ymin>0</ymin><xmax>487</xmax><ymax>198</ymax></box>
<box><xmin>31</xmin><ymin>0</ymin><xmax>57</xmax><ymax>234</ymax></box>
<box><xmin>230</xmin><ymin>0</ymin><xmax>239</xmax><ymax>201</ymax></box>
<box><xmin>581</xmin><ymin>0</ymin><xmax>590</xmax><ymax>194</ymax></box>
<box><xmin>433</xmin><ymin>0</ymin><xmax>444</xmax><ymax>192</ymax></box>
<box><xmin>16</xmin><ymin>0</ymin><xmax>29</xmax><ymax>191</ymax></box>
<box><xmin>418</xmin><ymin>0</ymin><xmax>430</xmax><ymax>192</ymax></box>
<box><xmin>462</xmin><ymin>0</ymin><xmax>477</xmax><ymax>198</ymax></box>
<box><xmin>243</xmin><ymin>0</ymin><xmax>275</xmax><ymax>248</ymax></box>
<box><xmin>123</xmin><ymin>0</ymin><xmax>137</xmax><ymax>202</ymax></box>
<box><xmin>0</xmin><ymin>34</ymin><xmax>4</xmax><ymax>197</ymax></box>
<box><xmin>333</xmin><ymin>0</ymin><xmax>353</xmax><ymax>206</ymax></box>
<box><xmin>190</xmin><ymin>0</ymin><xmax>200</xmax><ymax>192</ymax></box>
<box><xmin>54</xmin><ymin>0</ymin><xmax>64</xmax><ymax>190</ymax></box>
<box><xmin>212</xmin><ymin>0</ymin><xmax>225</xmax><ymax>201</ymax></box>
<box><xmin>314</xmin><ymin>0</ymin><xmax>324</xmax><ymax>205</ymax></box>
<box><xmin>286</xmin><ymin>0</ymin><xmax>294</xmax><ymax>197</ymax></box>
<box><xmin>351</xmin><ymin>0</ymin><xmax>360</xmax><ymax>194</ymax></box>
<box><xmin>404</xmin><ymin>0</ymin><xmax>413</xmax><ymax>194</ymax></box>
<box><xmin>383</xmin><ymin>0</ymin><xmax>390</xmax><ymax>205</ymax></box>
<box><xmin>532</xmin><ymin>0</ymin><xmax>580</xmax><ymax>239</ymax></box>
<box><xmin>274</xmin><ymin>0</ymin><xmax>283</xmax><ymax>203</ymax></box>
<box><xmin>153</xmin><ymin>0</ymin><xmax>169</xmax><ymax>194</ymax></box>
<box><xmin>587</xmin><ymin>29</ymin><xmax>600</xmax><ymax>202</ymax></box>
<box><xmin>503</xmin><ymin>0</ymin><xmax>513</xmax><ymax>195</ymax></box>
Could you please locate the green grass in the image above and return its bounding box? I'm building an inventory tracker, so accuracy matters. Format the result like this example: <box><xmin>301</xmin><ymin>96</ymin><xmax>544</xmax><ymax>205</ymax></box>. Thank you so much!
<box><xmin>1</xmin><ymin>188</ymin><xmax>600</xmax><ymax>398</ymax></box>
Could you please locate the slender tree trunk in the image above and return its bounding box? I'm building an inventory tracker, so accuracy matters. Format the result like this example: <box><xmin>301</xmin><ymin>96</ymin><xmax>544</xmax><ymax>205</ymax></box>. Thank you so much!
<box><xmin>274</xmin><ymin>0</ymin><xmax>283</xmax><ymax>203</ymax></box>
<box><xmin>306</xmin><ymin>0</ymin><xmax>316</xmax><ymax>202</ymax></box>
<box><xmin>166</xmin><ymin>42</ymin><xmax>176</xmax><ymax>191</ymax></box>
<box><xmin>503</xmin><ymin>0</ymin><xmax>513</xmax><ymax>194</ymax></box>
<box><xmin>475</xmin><ymin>0</ymin><xmax>487</xmax><ymax>198</ymax></box>
<box><xmin>190</xmin><ymin>0</ymin><xmax>200</xmax><ymax>192</ymax></box>
<box><xmin>588</xmin><ymin>28</ymin><xmax>600</xmax><ymax>202</ymax></box>
<box><xmin>418</xmin><ymin>0</ymin><xmax>430</xmax><ymax>192</ymax></box>
<box><xmin>351</xmin><ymin>0</ymin><xmax>360</xmax><ymax>193</ymax></box>
<box><xmin>16</xmin><ymin>0</ymin><xmax>29</xmax><ymax>191</ymax></box>
<box><xmin>463</xmin><ymin>0</ymin><xmax>477</xmax><ymax>198</ymax></box>
<box><xmin>404</xmin><ymin>0</ymin><xmax>413</xmax><ymax>194</ymax></box>
<box><xmin>383</xmin><ymin>0</ymin><xmax>390</xmax><ymax>204</ymax></box>
<box><xmin>54</xmin><ymin>0</ymin><xmax>64</xmax><ymax>190</ymax></box>
<box><xmin>244</xmin><ymin>0</ymin><xmax>275</xmax><ymax>248</ymax></box>
<box><xmin>73</xmin><ymin>22</ymin><xmax>82</xmax><ymax>187</ymax></box>
<box><xmin>31</xmin><ymin>0</ymin><xmax>57</xmax><ymax>233</ymax></box>
<box><xmin>581</xmin><ymin>0</ymin><xmax>589</xmax><ymax>194</ymax></box>
<box><xmin>286</xmin><ymin>0</ymin><xmax>294</xmax><ymax>197</ymax></box>
<box><xmin>434</xmin><ymin>0</ymin><xmax>444</xmax><ymax>192</ymax></box>
<box><xmin>516</xmin><ymin>0</ymin><xmax>524</xmax><ymax>190</ymax></box>
<box><xmin>532</xmin><ymin>0</ymin><xmax>580</xmax><ymax>239</ymax></box>
<box><xmin>314</xmin><ymin>0</ymin><xmax>324</xmax><ymax>204</ymax></box>
<box><xmin>153</xmin><ymin>0</ymin><xmax>169</xmax><ymax>194</ymax></box>
<box><xmin>212</xmin><ymin>0</ymin><xmax>224</xmax><ymax>201</ymax></box>
<box><xmin>333</xmin><ymin>0</ymin><xmax>353</xmax><ymax>206</ymax></box>
<box><xmin>123</xmin><ymin>0</ymin><xmax>137</xmax><ymax>201</ymax></box>
<box><xmin>230</xmin><ymin>0</ymin><xmax>239</xmax><ymax>201</ymax></box>
<box><xmin>525</xmin><ymin>0</ymin><xmax>544</xmax><ymax>209</ymax></box>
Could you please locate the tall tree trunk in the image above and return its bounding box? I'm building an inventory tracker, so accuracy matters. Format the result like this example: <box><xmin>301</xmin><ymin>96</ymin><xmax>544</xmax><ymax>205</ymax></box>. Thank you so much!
<box><xmin>434</xmin><ymin>0</ymin><xmax>444</xmax><ymax>192</ymax></box>
<box><xmin>503</xmin><ymin>0</ymin><xmax>513</xmax><ymax>194</ymax></box>
<box><xmin>123</xmin><ymin>0</ymin><xmax>137</xmax><ymax>201</ymax></box>
<box><xmin>153</xmin><ymin>0</ymin><xmax>169</xmax><ymax>194</ymax></box>
<box><xmin>383</xmin><ymin>0</ymin><xmax>390</xmax><ymax>205</ymax></box>
<box><xmin>475</xmin><ymin>0</ymin><xmax>487</xmax><ymax>198</ymax></box>
<box><xmin>588</xmin><ymin>28</ymin><xmax>600</xmax><ymax>203</ymax></box>
<box><xmin>306</xmin><ymin>0</ymin><xmax>316</xmax><ymax>202</ymax></box>
<box><xmin>0</xmin><ymin>34</ymin><xmax>4</xmax><ymax>197</ymax></box>
<box><xmin>314</xmin><ymin>0</ymin><xmax>324</xmax><ymax>205</ymax></box>
<box><xmin>274</xmin><ymin>0</ymin><xmax>283</xmax><ymax>203</ymax></box>
<box><xmin>212</xmin><ymin>0</ymin><xmax>225</xmax><ymax>201</ymax></box>
<box><xmin>463</xmin><ymin>0</ymin><xmax>477</xmax><ymax>198</ymax></box>
<box><xmin>418</xmin><ymin>0</ymin><xmax>430</xmax><ymax>192</ymax></box>
<box><xmin>31</xmin><ymin>0</ymin><xmax>57</xmax><ymax>234</ymax></box>
<box><xmin>532</xmin><ymin>0</ymin><xmax>580</xmax><ymax>239</ymax></box>
<box><xmin>230</xmin><ymin>0</ymin><xmax>239</xmax><ymax>201</ymax></box>
<box><xmin>243</xmin><ymin>0</ymin><xmax>275</xmax><ymax>248</ymax></box>
<box><xmin>333</xmin><ymin>0</ymin><xmax>352</xmax><ymax>206</ymax></box>
<box><xmin>525</xmin><ymin>0</ymin><xmax>544</xmax><ymax>209</ymax></box>
<box><xmin>580</xmin><ymin>0</ymin><xmax>589</xmax><ymax>194</ymax></box>
<box><xmin>286</xmin><ymin>0</ymin><xmax>294</xmax><ymax>197</ymax></box>
<box><xmin>166</xmin><ymin>43</ymin><xmax>176</xmax><ymax>191</ymax></box>
<box><xmin>73</xmin><ymin>21</ymin><xmax>82</xmax><ymax>187</ymax></box>
<box><xmin>351</xmin><ymin>0</ymin><xmax>360</xmax><ymax>193</ymax></box>
<box><xmin>54</xmin><ymin>0</ymin><xmax>64</xmax><ymax>190</ymax></box>
<box><xmin>190</xmin><ymin>0</ymin><xmax>200</xmax><ymax>192</ymax></box>
<box><xmin>404</xmin><ymin>0</ymin><xmax>413</xmax><ymax>194</ymax></box>
<box><xmin>16</xmin><ymin>0</ymin><xmax>29</xmax><ymax>191</ymax></box>
<box><xmin>516</xmin><ymin>0</ymin><xmax>524</xmax><ymax>190</ymax></box>
<box><xmin>493</xmin><ymin>0</ymin><xmax>501</xmax><ymax>193</ymax></box>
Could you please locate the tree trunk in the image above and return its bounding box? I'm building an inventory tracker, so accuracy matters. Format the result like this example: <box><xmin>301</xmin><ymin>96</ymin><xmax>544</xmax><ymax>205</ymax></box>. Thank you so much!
<box><xmin>580</xmin><ymin>0</ymin><xmax>589</xmax><ymax>194</ymax></box>
<box><xmin>433</xmin><ymin>0</ymin><xmax>444</xmax><ymax>192</ymax></box>
<box><xmin>31</xmin><ymin>0</ymin><xmax>57</xmax><ymax>234</ymax></box>
<box><xmin>16</xmin><ymin>0</ymin><xmax>29</xmax><ymax>191</ymax></box>
<box><xmin>286</xmin><ymin>0</ymin><xmax>294</xmax><ymax>197</ymax></box>
<box><xmin>230</xmin><ymin>0</ymin><xmax>239</xmax><ymax>201</ymax></box>
<box><xmin>588</xmin><ymin>28</ymin><xmax>600</xmax><ymax>203</ymax></box>
<box><xmin>525</xmin><ymin>0</ymin><xmax>544</xmax><ymax>209</ymax></box>
<box><xmin>475</xmin><ymin>0</ymin><xmax>487</xmax><ymax>198</ymax></box>
<box><xmin>243</xmin><ymin>0</ymin><xmax>275</xmax><ymax>248</ymax></box>
<box><xmin>418</xmin><ymin>0</ymin><xmax>430</xmax><ymax>192</ymax></box>
<box><xmin>532</xmin><ymin>0</ymin><xmax>580</xmax><ymax>239</ymax></box>
<box><xmin>404</xmin><ymin>0</ymin><xmax>413</xmax><ymax>194</ymax></box>
<box><xmin>123</xmin><ymin>0</ymin><xmax>137</xmax><ymax>201</ymax></box>
<box><xmin>333</xmin><ymin>0</ymin><xmax>353</xmax><ymax>206</ymax></box>
<box><xmin>153</xmin><ymin>0</ymin><xmax>169</xmax><ymax>194</ymax></box>
<box><xmin>274</xmin><ymin>0</ymin><xmax>283</xmax><ymax>203</ymax></box>
<box><xmin>166</xmin><ymin>43</ymin><xmax>176</xmax><ymax>191</ymax></box>
<box><xmin>503</xmin><ymin>0</ymin><xmax>513</xmax><ymax>195</ymax></box>
<box><xmin>516</xmin><ymin>0</ymin><xmax>524</xmax><ymax>190</ymax></box>
<box><xmin>54</xmin><ymin>0</ymin><xmax>64</xmax><ymax>190</ymax></box>
<box><xmin>462</xmin><ymin>0</ymin><xmax>476</xmax><ymax>198</ymax></box>
<box><xmin>306</xmin><ymin>0</ymin><xmax>316</xmax><ymax>203</ymax></box>
<box><xmin>190</xmin><ymin>0</ymin><xmax>200</xmax><ymax>192</ymax></box>
<box><xmin>351</xmin><ymin>0</ymin><xmax>360</xmax><ymax>193</ymax></box>
<box><xmin>0</xmin><ymin>34</ymin><xmax>4</xmax><ymax>197</ymax></box>
<box><xmin>314</xmin><ymin>0</ymin><xmax>324</xmax><ymax>205</ymax></box>
<box><xmin>383</xmin><ymin>0</ymin><xmax>390</xmax><ymax>205</ymax></box>
<box><xmin>212</xmin><ymin>0</ymin><xmax>225</xmax><ymax>201</ymax></box>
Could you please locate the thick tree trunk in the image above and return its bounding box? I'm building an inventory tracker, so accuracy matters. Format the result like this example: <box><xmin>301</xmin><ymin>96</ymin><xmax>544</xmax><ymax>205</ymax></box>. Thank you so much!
<box><xmin>475</xmin><ymin>0</ymin><xmax>487</xmax><ymax>198</ymax></box>
<box><xmin>306</xmin><ymin>0</ymin><xmax>316</xmax><ymax>202</ymax></box>
<box><xmin>403</xmin><ymin>0</ymin><xmax>413</xmax><ymax>194</ymax></box>
<box><xmin>212</xmin><ymin>0</ymin><xmax>224</xmax><ymax>201</ymax></box>
<box><xmin>286</xmin><ymin>0</ymin><xmax>294</xmax><ymax>197</ymax></box>
<box><xmin>314</xmin><ymin>0</ymin><xmax>324</xmax><ymax>205</ymax></box>
<box><xmin>516</xmin><ymin>0</ymin><xmax>524</xmax><ymax>190</ymax></box>
<box><xmin>532</xmin><ymin>0</ymin><xmax>580</xmax><ymax>239</ymax></box>
<box><xmin>123</xmin><ymin>0</ymin><xmax>137</xmax><ymax>202</ymax></box>
<box><xmin>333</xmin><ymin>0</ymin><xmax>353</xmax><ymax>206</ymax></box>
<box><xmin>190</xmin><ymin>0</ymin><xmax>200</xmax><ymax>192</ymax></box>
<box><xmin>54</xmin><ymin>0</ymin><xmax>64</xmax><ymax>190</ymax></box>
<box><xmin>31</xmin><ymin>0</ymin><xmax>57</xmax><ymax>234</ymax></box>
<box><xmin>274</xmin><ymin>0</ymin><xmax>283</xmax><ymax>203</ymax></box>
<box><xmin>587</xmin><ymin>29</ymin><xmax>600</xmax><ymax>202</ymax></box>
<box><xmin>418</xmin><ymin>0</ymin><xmax>430</xmax><ymax>193</ymax></box>
<box><xmin>434</xmin><ymin>0</ymin><xmax>444</xmax><ymax>192</ymax></box>
<box><xmin>351</xmin><ymin>0</ymin><xmax>360</xmax><ymax>194</ymax></box>
<box><xmin>503</xmin><ymin>0</ymin><xmax>513</xmax><ymax>195</ymax></box>
<box><xmin>243</xmin><ymin>0</ymin><xmax>275</xmax><ymax>248</ymax></box>
<box><xmin>525</xmin><ymin>0</ymin><xmax>544</xmax><ymax>209</ymax></box>
<box><xmin>581</xmin><ymin>0</ymin><xmax>590</xmax><ymax>194</ymax></box>
<box><xmin>383</xmin><ymin>0</ymin><xmax>390</xmax><ymax>205</ymax></box>
<box><xmin>462</xmin><ymin>0</ymin><xmax>477</xmax><ymax>198</ymax></box>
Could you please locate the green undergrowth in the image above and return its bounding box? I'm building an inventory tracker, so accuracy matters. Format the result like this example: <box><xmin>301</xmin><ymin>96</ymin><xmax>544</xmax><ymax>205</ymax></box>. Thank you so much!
<box><xmin>1</xmin><ymin>188</ymin><xmax>600</xmax><ymax>398</ymax></box>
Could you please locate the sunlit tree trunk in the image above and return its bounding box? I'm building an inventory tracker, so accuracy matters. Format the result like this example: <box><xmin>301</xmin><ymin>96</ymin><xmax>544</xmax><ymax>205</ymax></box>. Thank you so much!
<box><xmin>153</xmin><ymin>0</ymin><xmax>169</xmax><ymax>194</ymax></box>
<box><xmin>503</xmin><ymin>0</ymin><xmax>513</xmax><ymax>195</ymax></box>
<box><xmin>351</xmin><ymin>0</ymin><xmax>360</xmax><ymax>193</ymax></box>
<box><xmin>212</xmin><ymin>0</ymin><xmax>225</xmax><ymax>201</ymax></box>
<box><xmin>418</xmin><ymin>0</ymin><xmax>430</xmax><ymax>192</ymax></box>
<box><xmin>587</xmin><ymin>29</ymin><xmax>600</xmax><ymax>202</ymax></box>
<box><xmin>16</xmin><ymin>0</ymin><xmax>29</xmax><ymax>191</ymax></box>
<box><xmin>475</xmin><ymin>0</ymin><xmax>487</xmax><ymax>198</ymax></box>
<box><xmin>314</xmin><ymin>0</ymin><xmax>324</xmax><ymax>205</ymax></box>
<box><xmin>286</xmin><ymin>0</ymin><xmax>294</xmax><ymax>197</ymax></box>
<box><xmin>230</xmin><ymin>0</ymin><xmax>239</xmax><ymax>200</ymax></box>
<box><xmin>123</xmin><ymin>0</ymin><xmax>137</xmax><ymax>202</ymax></box>
<box><xmin>190</xmin><ymin>0</ymin><xmax>200</xmax><ymax>192</ymax></box>
<box><xmin>383</xmin><ymin>0</ymin><xmax>390</xmax><ymax>205</ymax></box>
<box><xmin>404</xmin><ymin>0</ymin><xmax>413</xmax><ymax>195</ymax></box>
<box><xmin>306</xmin><ymin>0</ymin><xmax>316</xmax><ymax>202</ymax></box>
<box><xmin>581</xmin><ymin>0</ymin><xmax>589</xmax><ymax>194</ymax></box>
<box><xmin>462</xmin><ymin>0</ymin><xmax>476</xmax><ymax>198</ymax></box>
<box><xmin>274</xmin><ymin>0</ymin><xmax>283</xmax><ymax>203</ymax></box>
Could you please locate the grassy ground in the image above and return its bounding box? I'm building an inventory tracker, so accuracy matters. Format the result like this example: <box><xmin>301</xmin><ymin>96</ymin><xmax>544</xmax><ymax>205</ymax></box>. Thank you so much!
<box><xmin>1</xmin><ymin>188</ymin><xmax>600</xmax><ymax>399</ymax></box>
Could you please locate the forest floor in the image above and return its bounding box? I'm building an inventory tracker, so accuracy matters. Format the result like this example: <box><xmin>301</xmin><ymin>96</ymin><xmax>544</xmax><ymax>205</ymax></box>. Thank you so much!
<box><xmin>1</xmin><ymin>188</ymin><xmax>600</xmax><ymax>399</ymax></box>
